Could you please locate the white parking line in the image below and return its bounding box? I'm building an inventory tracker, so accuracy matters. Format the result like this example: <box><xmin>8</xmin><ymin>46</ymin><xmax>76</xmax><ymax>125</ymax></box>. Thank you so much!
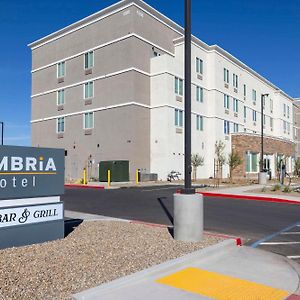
<box><xmin>260</xmin><ymin>242</ymin><xmax>300</xmax><ymax>245</ymax></box>
<box><xmin>280</xmin><ymin>232</ymin><xmax>300</xmax><ymax>235</ymax></box>
<box><xmin>141</xmin><ymin>187</ymin><xmax>179</xmax><ymax>192</ymax></box>
<box><xmin>287</xmin><ymin>256</ymin><xmax>300</xmax><ymax>259</ymax></box>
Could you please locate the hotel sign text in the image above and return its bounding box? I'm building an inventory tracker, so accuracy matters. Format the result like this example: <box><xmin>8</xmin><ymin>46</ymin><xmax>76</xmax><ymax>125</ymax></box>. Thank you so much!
<box><xmin>0</xmin><ymin>146</ymin><xmax>64</xmax><ymax>200</ymax></box>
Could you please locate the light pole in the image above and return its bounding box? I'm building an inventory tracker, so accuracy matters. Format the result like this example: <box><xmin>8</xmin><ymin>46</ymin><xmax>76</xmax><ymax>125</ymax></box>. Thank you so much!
<box><xmin>259</xmin><ymin>94</ymin><xmax>269</xmax><ymax>184</ymax></box>
<box><xmin>173</xmin><ymin>0</ymin><xmax>203</xmax><ymax>242</ymax></box>
<box><xmin>0</xmin><ymin>122</ymin><xmax>3</xmax><ymax>146</ymax></box>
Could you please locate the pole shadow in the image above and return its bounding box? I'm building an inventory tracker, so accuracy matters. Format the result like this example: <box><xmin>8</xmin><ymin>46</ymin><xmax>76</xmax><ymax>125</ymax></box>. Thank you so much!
<box><xmin>157</xmin><ymin>197</ymin><xmax>174</xmax><ymax>237</ymax></box>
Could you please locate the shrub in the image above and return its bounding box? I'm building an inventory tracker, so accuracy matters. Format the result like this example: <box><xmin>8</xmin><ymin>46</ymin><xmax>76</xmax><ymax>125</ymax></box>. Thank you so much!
<box><xmin>271</xmin><ymin>184</ymin><xmax>281</xmax><ymax>191</ymax></box>
<box><xmin>283</xmin><ymin>186</ymin><xmax>291</xmax><ymax>193</ymax></box>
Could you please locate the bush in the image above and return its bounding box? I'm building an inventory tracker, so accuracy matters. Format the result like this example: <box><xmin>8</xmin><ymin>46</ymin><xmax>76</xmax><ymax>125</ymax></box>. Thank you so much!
<box><xmin>271</xmin><ymin>184</ymin><xmax>281</xmax><ymax>191</ymax></box>
<box><xmin>261</xmin><ymin>186</ymin><xmax>267</xmax><ymax>193</ymax></box>
<box><xmin>283</xmin><ymin>186</ymin><xmax>291</xmax><ymax>193</ymax></box>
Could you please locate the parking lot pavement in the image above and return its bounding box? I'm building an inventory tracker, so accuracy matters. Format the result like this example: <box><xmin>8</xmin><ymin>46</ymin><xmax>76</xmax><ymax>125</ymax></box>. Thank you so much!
<box><xmin>251</xmin><ymin>221</ymin><xmax>300</xmax><ymax>264</ymax></box>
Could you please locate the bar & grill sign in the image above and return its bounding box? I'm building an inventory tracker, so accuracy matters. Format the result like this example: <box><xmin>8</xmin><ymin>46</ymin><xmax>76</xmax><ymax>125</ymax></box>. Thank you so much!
<box><xmin>0</xmin><ymin>202</ymin><xmax>63</xmax><ymax>228</ymax></box>
<box><xmin>0</xmin><ymin>146</ymin><xmax>64</xmax><ymax>199</ymax></box>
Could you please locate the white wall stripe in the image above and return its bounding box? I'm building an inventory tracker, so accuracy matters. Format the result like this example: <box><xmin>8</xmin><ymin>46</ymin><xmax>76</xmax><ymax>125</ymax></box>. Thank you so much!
<box><xmin>31</xmin><ymin>33</ymin><xmax>174</xmax><ymax>73</ymax></box>
<box><xmin>28</xmin><ymin>2</ymin><xmax>133</xmax><ymax>49</ymax></box>
<box><xmin>31</xmin><ymin>101</ymin><xmax>250</xmax><ymax>126</ymax></box>
<box><xmin>31</xmin><ymin>67</ymin><xmax>150</xmax><ymax>98</ymax></box>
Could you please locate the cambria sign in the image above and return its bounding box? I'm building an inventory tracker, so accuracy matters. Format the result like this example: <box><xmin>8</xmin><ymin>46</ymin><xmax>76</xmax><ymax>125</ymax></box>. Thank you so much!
<box><xmin>0</xmin><ymin>146</ymin><xmax>64</xmax><ymax>200</ymax></box>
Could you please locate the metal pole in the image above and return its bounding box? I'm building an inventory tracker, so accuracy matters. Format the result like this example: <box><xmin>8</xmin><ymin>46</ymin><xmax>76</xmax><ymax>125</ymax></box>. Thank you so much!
<box><xmin>0</xmin><ymin>122</ymin><xmax>3</xmax><ymax>146</ymax></box>
<box><xmin>260</xmin><ymin>95</ymin><xmax>264</xmax><ymax>172</ymax></box>
<box><xmin>183</xmin><ymin>0</ymin><xmax>194</xmax><ymax>194</ymax></box>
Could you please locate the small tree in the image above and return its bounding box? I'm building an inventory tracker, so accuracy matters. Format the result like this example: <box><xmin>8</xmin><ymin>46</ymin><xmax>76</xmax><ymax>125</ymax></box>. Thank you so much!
<box><xmin>294</xmin><ymin>157</ymin><xmax>300</xmax><ymax>177</ymax></box>
<box><xmin>228</xmin><ymin>151</ymin><xmax>243</xmax><ymax>183</ymax></box>
<box><xmin>215</xmin><ymin>140</ymin><xmax>226</xmax><ymax>179</ymax></box>
<box><xmin>191</xmin><ymin>154</ymin><xmax>204</xmax><ymax>181</ymax></box>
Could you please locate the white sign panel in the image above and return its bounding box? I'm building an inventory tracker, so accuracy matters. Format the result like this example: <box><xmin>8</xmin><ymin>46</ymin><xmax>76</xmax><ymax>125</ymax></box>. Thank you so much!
<box><xmin>0</xmin><ymin>202</ymin><xmax>63</xmax><ymax>228</ymax></box>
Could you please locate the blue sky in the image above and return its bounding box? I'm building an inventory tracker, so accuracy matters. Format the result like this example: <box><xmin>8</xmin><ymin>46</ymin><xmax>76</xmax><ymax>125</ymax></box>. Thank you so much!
<box><xmin>0</xmin><ymin>0</ymin><xmax>299</xmax><ymax>146</ymax></box>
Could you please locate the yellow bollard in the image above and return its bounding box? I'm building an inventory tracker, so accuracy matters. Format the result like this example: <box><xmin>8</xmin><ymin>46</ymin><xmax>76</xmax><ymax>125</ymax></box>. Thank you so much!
<box><xmin>83</xmin><ymin>168</ymin><xmax>87</xmax><ymax>185</ymax></box>
<box><xmin>136</xmin><ymin>169</ymin><xmax>139</xmax><ymax>185</ymax></box>
<box><xmin>107</xmin><ymin>170</ymin><xmax>111</xmax><ymax>188</ymax></box>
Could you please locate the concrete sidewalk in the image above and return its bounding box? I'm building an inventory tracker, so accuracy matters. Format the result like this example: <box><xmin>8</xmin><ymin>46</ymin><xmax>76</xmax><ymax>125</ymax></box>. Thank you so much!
<box><xmin>72</xmin><ymin>239</ymin><xmax>300</xmax><ymax>300</ymax></box>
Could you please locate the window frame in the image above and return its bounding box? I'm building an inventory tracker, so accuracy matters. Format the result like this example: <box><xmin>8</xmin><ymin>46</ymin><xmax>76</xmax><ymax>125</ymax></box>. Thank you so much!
<box><xmin>83</xmin><ymin>112</ymin><xmax>94</xmax><ymax>129</ymax></box>
<box><xmin>57</xmin><ymin>61</ymin><xmax>66</xmax><ymax>78</ymax></box>
<box><xmin>57</xmin><ymin>89</ymin><xmax>65</xmax><ymax>106</ymax></box>
<box><xmin>175</xmin><ymin>77</ymin><xmax>183</xmax><ymax>96</ymax></box>
<box><xmin>84</xmin><ymin>81</ymin><xmax>94</xmax><ymax>99</ymax></box>
<box><xmin>84</xmin><ymin>51</ymin><xmax>94</xmax><ymax>70</ymax></box>
<box><xmin>56</xmin><ymin>117</ymin><xmax>65</xmax><ymax>133</ymax></box>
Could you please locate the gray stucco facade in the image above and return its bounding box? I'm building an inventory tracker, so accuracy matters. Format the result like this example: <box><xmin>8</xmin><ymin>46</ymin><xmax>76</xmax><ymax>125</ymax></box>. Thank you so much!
<box><xmin>30</xmin><ymin>0</ymin><xmax>180</xmax><ymax>181</ymax></box>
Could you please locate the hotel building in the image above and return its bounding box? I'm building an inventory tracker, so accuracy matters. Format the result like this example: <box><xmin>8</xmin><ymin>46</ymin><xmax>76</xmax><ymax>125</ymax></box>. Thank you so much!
<box><xmin>29</xmin><ymin>0</ymin><xmax>297</xmax><ymax>181</ymax></box>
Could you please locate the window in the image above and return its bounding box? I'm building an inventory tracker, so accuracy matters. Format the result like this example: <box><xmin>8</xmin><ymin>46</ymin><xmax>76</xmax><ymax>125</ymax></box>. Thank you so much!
<box><xmin>224</xmin><ymin>68</ymin><xmax>229</xmax><ymax>83</ymax></box>
<box><xmin>175</xmin><ymin>77</ymin><xmax>183</xmax><ymax>96</ymax></box>
<box><xmin>283</xmin><ymin>120</ymin><xmax>287</xmax><ymax>133</ymax></box>
<box><xmin>252</xmin><ymin>89</ymin><xmax>257</xmax><ymax>103</ymax></box>
<box><xmin>287</xmin><ymin>106</ymin><xmax>290</xmax><ymax>119</ymax></box>
<box><xmin>175</xmin><ymin>109</ymin><xmax>183</xmax><ymax>127</ymax></box>
<box><xmin>233</xmin><ymin>98</ymin><xmax>238</xmax><ymax>113</ymax></box>
<box><xmin>224</xmin><ymin>94</ymin><xmax>230</xmax><ymax>109</ymax></box>
<box><xmin>196</xmin><ymin>86</ymin><xmax>203</xmax><ymax>102</ymax></box>
<box><xmin>84</xmin><ymin>81</ymin><xmax>94</xmax><ymax>99</ymax></box>
<box><xmin>57</xmin><ymin>117</ymin><xmax>65</xmax><ymax>133</ymax></box>
<box><xmin>233</xmin><ymin>123</ymin><xmax>239</xmax><ymax>133</ymax></box>
<box><xmin>57</xmin><ymin>62</ymin><xmax>65</xmax><ymax>78</ymax></box>
<box><xmin>246</xmin><ymin>152</ymin><xmax>258</xmax><ymax>173</ymax></box>
<box><xmin>287</xmin><ymin>122</ymin><xmax>290</xmax><ymax>134</ymax></box>
<box><xmin>263</xmin><ymin>96</ymin><xmax>266</xmax><ymax>109</ymax></box>
<box><xmin>244</xmin><ymin>106</ymin><xmax>247</xmax><ymax>119</ymax></box>
<box><xmin>270</xmin><ymin>117</ymin><xmax>273</xmax><ymax>129</ymax></box>
<box><xmin>233</xmin><ymin>74</ymin><xmax>238</xmax><ymax>88</ymax></box>
<box><xmin>224</xmin><ymin>120</ymin><xmax>230</xmax><ymax>134</ymax></box>
<box><xmin>84</xmin><ymin>51</ymin><xmax>94</xmax><ymax>69</ymax></box>
<box><xmin>252</xmin><ymin>110</ymin><xmax>257</xmax><ymax>122</ymax></box>
<box><xmin>270</xmin><ymin>99</ymin><xmax>273</xmax><ymax>113</ymax></box>
<box><xmin>243</xmin><ymin>84</ymin><xmax>247</xmax><ymax>97</ymax></box>
<box><xmin>196</xmin><ymin>58</ymin><xmax>203</xmax><ymax>74</ymax></box>
<box><xmin>283</xmin><ymin>104</ymin><xmax>286</xmax><ymax>117</ymax></box>
<box><xmin>57</xmin><ymin>90</ymin><xmax>65</xmax><ymax>105</ymax></box>
<box><xmin>196</xmin><ymin>115</ymin><xmax>204</xmax><ymax>131</ymax></box>
<box><xmin>84</xmin><ymin>112</ymin><xmax>94</xmax><ymax>129</ymax></box>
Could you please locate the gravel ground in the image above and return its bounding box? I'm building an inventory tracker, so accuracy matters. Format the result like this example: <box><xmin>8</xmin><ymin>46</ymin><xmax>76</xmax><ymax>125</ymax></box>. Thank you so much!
<box><xmin>0</xmin><ymin>221</ymin><xmax>225</xmax><ymax>300</ymax></box>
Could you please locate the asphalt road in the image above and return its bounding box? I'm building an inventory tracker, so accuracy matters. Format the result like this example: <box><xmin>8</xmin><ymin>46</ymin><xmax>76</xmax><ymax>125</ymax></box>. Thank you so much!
<box><xmin>62</xmin><ymin>185</ymin><xmax>300</xmax><ymax>261</ymax></box>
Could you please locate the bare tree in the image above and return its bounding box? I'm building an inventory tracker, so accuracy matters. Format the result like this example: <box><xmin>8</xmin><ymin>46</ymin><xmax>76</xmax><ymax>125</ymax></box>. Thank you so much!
<box><xmin>214</xmin><ymin>141</ymin><xmax>226</xmax><ymax>186</ymax></box>
<box><xmin>228</xmin><ymin>151</ymin><xmax>243</xmax><ymax>183</ymax></box>
<box><xmin>191</xmin><ymin>154</ymin><xmax>204</xmax><ymax>181</ymax></box>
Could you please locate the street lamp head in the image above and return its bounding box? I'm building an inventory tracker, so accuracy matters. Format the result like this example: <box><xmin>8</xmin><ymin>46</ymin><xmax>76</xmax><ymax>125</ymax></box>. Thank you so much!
<box><xmin>263</xmin><ymin>93</ymin><xmax>269</xmax><ymax>97</ymax></box>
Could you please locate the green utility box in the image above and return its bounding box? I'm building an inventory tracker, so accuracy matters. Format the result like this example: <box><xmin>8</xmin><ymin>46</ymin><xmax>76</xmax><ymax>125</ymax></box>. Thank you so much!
<box><xmin>99</xmin><ymin>160</ymin><xmax>129</xmax><ymax>182</ymax></box>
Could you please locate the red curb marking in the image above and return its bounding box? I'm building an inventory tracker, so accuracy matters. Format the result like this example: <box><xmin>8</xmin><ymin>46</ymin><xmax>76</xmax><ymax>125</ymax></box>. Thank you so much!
<box><xmin>236</xmin><ymin>238</ymin><xmax>242</xmax><ymax>246</ymax></box>
<box><xmin>198</xmin><ymin>192</ymin><xmax>300</xmax><ymax>205</ymax></box>
<box><xmin>286</xmin><ymin>295</ymin><xmax>300</xmax><ymax>300</ymax></box>
<box><xmin>64</xmin><ymin>184</ymin><xmax>105</xmax><ymax>190</ymax></box>
<box><xmin>129</xmin><ymin>221</ymin><xmax>242</xmax><ymax>246</ymax></box>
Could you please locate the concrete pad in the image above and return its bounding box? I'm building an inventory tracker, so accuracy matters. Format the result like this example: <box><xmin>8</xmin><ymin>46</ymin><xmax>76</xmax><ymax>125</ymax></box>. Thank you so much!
<box><xmin>65</xmin><ymin>210</ymin><xmax>128</xmax><ymax>222</ymax></box>
<box><xmin>72</xmin><ymin>239</ymin><xmax>300</xmax><ymax>300</ymax></box>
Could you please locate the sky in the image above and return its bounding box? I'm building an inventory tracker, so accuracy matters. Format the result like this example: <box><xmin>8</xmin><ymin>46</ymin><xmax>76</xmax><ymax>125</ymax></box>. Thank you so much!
<box><xmin>0</xmin><ymin>0</ymin><xmax>299</xmax><ymax>146</ymax></box>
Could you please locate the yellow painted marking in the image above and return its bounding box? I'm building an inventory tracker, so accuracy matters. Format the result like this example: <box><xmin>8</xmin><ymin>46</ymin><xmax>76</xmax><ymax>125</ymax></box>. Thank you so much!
<box><xmin>156</xmin><ymin>267</ymin><xmax>288</xmax><ymax>300</ymax></box>
<box><xmin>0</xmin><ymin>172</ymin><xmax>56</xmax><ymax>175</ymax></box>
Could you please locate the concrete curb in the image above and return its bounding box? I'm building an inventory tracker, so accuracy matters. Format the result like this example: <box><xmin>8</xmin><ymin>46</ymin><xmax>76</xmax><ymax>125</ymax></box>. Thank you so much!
<box><xmin>199</xmin><ymin>191</ymin><xmax>300</xmax><ymax>205</ymax></box>
<box><xmin>72</xmin><ymin>239</ymin><xmax>237</xmax><ymax>299</ymax></box>
<box><xmin>64</xmin><ymin>184</ymin><xmax>105</xmax><ymax>189</ymax></box>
